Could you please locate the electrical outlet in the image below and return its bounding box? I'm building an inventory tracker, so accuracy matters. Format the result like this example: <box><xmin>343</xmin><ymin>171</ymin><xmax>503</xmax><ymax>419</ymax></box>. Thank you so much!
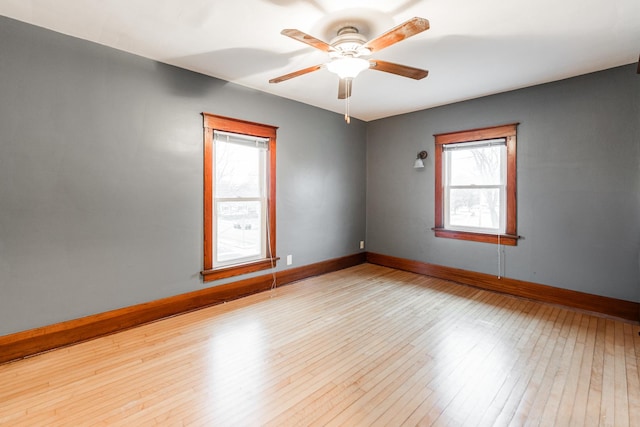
<box><xmin>286</xmin><ymin>254</ymin><xmax>292</xmax><ymax>265</ymax></box>
<box><xmin>360</xmin><ymin>241</ymin><xmax>365</xmax><ymax>250</ymax></box>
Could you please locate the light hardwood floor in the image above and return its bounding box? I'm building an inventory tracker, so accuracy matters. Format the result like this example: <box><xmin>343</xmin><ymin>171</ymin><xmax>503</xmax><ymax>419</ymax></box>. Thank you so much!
<box><xmin>1</xmin><ymin>264</ymin><xmax>639</xmax><ymax>426</ymax></box>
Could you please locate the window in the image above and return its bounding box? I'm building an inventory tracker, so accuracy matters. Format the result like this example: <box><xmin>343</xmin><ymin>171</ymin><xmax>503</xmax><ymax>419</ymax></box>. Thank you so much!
<box><xmin>434</xmin><ymin>123</ymin><xmax>519</xmax><ymax>245</ymax></box>
<box><xmin>201</xmin><ymin>114</ymin><xmax>278</xmax><ymax>281</ymax></box>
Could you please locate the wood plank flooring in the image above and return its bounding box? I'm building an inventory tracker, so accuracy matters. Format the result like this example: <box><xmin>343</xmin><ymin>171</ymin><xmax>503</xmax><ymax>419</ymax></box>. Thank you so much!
<box><xmin>1</xmin><ymin>264</ymin><xmax>639</xmax><ymax>426</ymax></box>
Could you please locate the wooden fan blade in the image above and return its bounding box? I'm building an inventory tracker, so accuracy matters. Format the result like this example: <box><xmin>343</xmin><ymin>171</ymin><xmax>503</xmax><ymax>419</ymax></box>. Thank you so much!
<box><xmin>338</xmin><ymin>78</ymin><xmax>352</xmax><ymax>99</ymax></box>
<box><xmin>281</xmin><ymin>29</ymin><xmax>333</xmax><ymax>52</ymax></box>
<box><xmin>364</xmin><ymin>17</ymin><xmax>430</xmax><ymax>53</ymax></box>
<box><xmin>269</xmin><ymin>64</ymin><xmax>323</xmax><ymax>84</ymax></box>
<box><xmin>370</xmin><ymin>60</ymin><xmax>429</xmax><ymax>80</ymax></box>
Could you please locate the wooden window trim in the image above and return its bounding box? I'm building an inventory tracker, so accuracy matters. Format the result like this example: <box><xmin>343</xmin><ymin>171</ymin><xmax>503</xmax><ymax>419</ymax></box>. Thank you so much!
<box><xmin>433</xmin><ymin>123</ymin><xmax>519</xmax><ymax>246</ymax></box>
<box><xmin>201</xmin><ymin>113</ymin><xmax>278</xmax><ymax>281</ymax></box>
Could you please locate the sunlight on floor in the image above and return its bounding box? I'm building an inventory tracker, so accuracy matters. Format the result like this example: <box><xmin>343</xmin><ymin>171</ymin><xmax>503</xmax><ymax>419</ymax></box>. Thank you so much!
<box><xmin>204</xmin><ymin>321</ymin><xmax>266</xmax><ymax>421</ymax></box>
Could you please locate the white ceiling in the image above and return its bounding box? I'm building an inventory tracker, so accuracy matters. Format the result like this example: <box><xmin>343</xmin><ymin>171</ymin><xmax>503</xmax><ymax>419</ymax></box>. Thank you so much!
<box><xmin>1</xmin><ymin>0</ymin><xmax>638</xmax><ymax>121</ymax></box>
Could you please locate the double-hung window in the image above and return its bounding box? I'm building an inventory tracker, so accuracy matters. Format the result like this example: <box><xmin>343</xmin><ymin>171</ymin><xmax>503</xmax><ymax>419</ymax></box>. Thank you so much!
<box><xmin>213</xmin><ymin>130</ymin><xmax>268</xmax><ymax>266</ymax></box>
<box><xmin>434</xmin><ymin>123</ymin><xmax>519</xmax><ymax>245</ymax></box>
<box><xmin>444</xmin><ymin>139</ymin><xmax>506</xmax><ymax>233</ymax></box>
<box><xmin>202</xmin><ymin>114</ymin><xmax>278</xmax><ymax>281</ymax></box>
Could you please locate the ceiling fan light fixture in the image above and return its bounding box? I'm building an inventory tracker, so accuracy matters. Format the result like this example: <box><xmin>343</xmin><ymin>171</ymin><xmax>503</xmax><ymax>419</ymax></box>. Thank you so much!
<box><xmin>326</xmin><ymin>57</ymin><xmax>370</xmax><ymax>79</ymax></box>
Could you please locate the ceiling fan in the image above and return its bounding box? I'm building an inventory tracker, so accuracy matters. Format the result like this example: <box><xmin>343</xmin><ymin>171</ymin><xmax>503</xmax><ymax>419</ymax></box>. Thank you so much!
<box><xmin>269</xmin><ymin>17</ymin><xmax>430</xmax><ymax>121</ymax></box>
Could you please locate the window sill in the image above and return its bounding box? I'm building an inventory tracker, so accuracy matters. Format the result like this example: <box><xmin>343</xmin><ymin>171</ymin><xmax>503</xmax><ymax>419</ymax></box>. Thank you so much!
<box><xmin>432</xmin><ymin>228</ymin><xmax>519</xmax><ymax>246</ymax></box>
<box><xmin>201</xmin><ymin>257</ymin><xmax>280</xmax><ymax>282</ymax></box>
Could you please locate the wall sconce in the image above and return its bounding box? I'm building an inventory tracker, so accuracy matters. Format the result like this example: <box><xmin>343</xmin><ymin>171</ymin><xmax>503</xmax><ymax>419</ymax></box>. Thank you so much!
<box><xmin>414</xmin><ymin>151</ymin><xmax>428</xmax><ymax>169</ymax></box>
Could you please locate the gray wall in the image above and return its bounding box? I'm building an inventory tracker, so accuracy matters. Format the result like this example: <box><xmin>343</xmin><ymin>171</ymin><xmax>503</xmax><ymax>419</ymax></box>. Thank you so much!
<box><xmin>1</xmin><ymin>15</ymin><xmax>638</xmax><ymax>337</ymax></box>
<box><xmin>367</xmin><ymin>64</ymin><xmax>640</xmax><ymax>302</ymax></box>
<box><xmin>0</xmin><ymin>16</ymin><xmax>367</xmax><ymax>336</ymax></box>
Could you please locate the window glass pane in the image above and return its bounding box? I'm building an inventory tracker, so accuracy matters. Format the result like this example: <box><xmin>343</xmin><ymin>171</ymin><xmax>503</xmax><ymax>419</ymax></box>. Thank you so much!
<box><xmin>448</xmin><ymin>188</ymin><xmax>502</xmax><ymax>230</ymax></box>
<box><xmin>216</xmin><ymin>200</ymin><xmax>263</xmax><ymax>263</ymax></box>
<box><xmin>215</xmin><ymin>139</ymin><xmax>264</xmax><ymax>198</ymax></box>
<box><xmin>449</xmin><ymin>145</ymin><xmax>504</xmax><ymax>186</ymax></box>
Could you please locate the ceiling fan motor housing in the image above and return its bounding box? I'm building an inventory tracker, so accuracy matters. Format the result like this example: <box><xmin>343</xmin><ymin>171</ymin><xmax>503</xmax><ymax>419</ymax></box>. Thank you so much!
<box><xmin>329</xmin><ymin>26</ymin><xmax>370</xmax><ymax>58</ymax></box>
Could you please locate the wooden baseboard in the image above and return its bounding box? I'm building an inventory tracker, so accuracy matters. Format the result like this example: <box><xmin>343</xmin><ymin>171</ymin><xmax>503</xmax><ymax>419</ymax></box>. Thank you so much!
<box><xmin>0</xmin><ymin>253</ymin><xmax>366</xmax><ymax>365</ymax></box>
<box><xmin>366</xmin><ymin>252</ymin><xmax>640</xmax><ymax>323</ymax></box>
